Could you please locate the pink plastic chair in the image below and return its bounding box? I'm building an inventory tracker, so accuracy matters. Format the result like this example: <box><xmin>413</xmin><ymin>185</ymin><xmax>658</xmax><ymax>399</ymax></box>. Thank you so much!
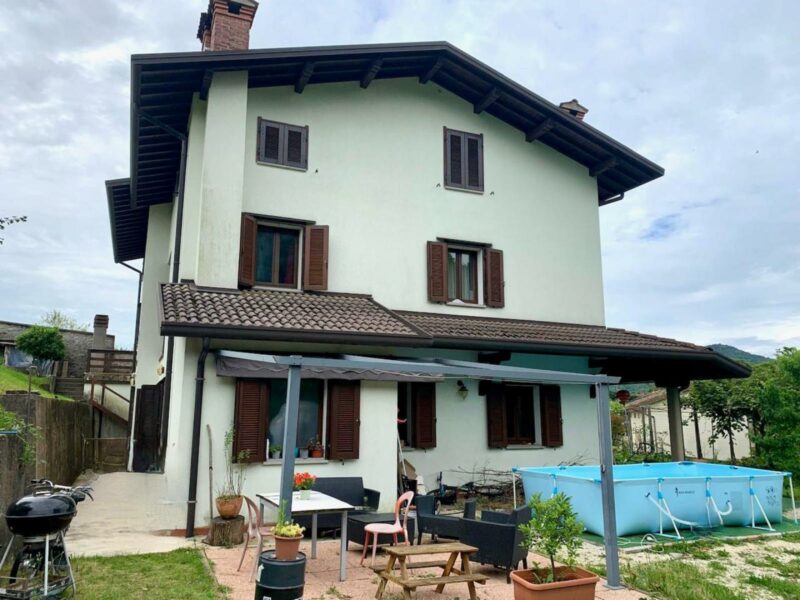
<box><xmin>360</xmin><ymin>491</ymin><xmax>414</xmax><ymax>566</ymax></box>
<box><xmin>237</xmin><ymin>496</ymin><xmax>273</xmax><ymax>581</ymax></box>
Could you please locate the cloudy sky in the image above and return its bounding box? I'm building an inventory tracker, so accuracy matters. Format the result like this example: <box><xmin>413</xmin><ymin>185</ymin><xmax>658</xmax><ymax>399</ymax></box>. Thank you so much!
<box><xmin>0</xmin><ymin>0</ymin><xmax>798</xmax><ymax>355</ymax></box>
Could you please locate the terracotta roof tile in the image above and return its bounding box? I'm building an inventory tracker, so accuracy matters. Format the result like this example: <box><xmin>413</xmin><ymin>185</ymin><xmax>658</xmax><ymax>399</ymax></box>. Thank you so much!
<box><xmin>395</xmin><ymin>311</ymin><xmax>711</xmax><ymax>353</ymax></box>
<box><xmin>160</xmin><ymin>283</ymin><xmax>423</xmax><ymax>338</ymax></box>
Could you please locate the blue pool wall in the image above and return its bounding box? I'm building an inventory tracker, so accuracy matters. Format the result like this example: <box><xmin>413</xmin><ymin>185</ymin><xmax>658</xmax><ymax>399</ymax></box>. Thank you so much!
<box><xmin>514</xmin><ymin>462</ymin><xmax>788</xmax><ymax>537</ymax></box>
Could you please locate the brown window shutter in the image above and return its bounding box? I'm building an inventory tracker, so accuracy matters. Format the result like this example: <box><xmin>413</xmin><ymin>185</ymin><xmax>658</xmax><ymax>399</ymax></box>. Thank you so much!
<box><xmin>413</xmin><ymin>383</ymin><xmax>437</xmax><ymax>449</ymax></box>
<box><xmin>427</xmin><ymin>241</ymin><xmax>448</xmax><ymax>303</ymax></box>
<box><xmin>258</xmin><ymin>118</ymin><xmax>282</xmax><ymax>164</ymax></box>
<box><xmin>303</xmin><ymin>225</ymin><xmax>329</xmax><ymax>290</ymax></box>
<box><xmin>238</xmin><ymin>214</ymin><xmax>257</xmax><ymax>288</ymax></box>
<box><xmin>285</xmin><ymin>125</ymin><xmax>309</xmax><ymax>169</ymax></box>
<box><xmin>486</xmin><ymin>383</ymin><xmax>507</xmax><ymax>448</ymax></box>
<box><xmin>466</xmin><ymin>134</ymin><xmax>484</xmax><ymax>191</ymax></box>
<box><xmin>484</xmin><ymin>248</ymin><xmax>505</xmax><ymax>307</ymax></box>
<box><xmin>327</xmin><ymin>380</ymin><xmax>360</xmax><ymax>459</ymax></box>
<box><xmin>234</xmin><ymin>380</ymin><xmax>269</xmax><ymax>463</ymax></box>
<box><xmin>540</xmin><ymin>385</ymin><xmax>563</xmax><ymax>447</ymax></box>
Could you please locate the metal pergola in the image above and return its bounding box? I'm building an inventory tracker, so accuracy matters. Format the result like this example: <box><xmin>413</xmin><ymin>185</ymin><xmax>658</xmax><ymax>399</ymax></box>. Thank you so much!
<box><xmin>217</xmin><ymin>351</ymin><xmax>624</xmax><ymax>588</ymax></box>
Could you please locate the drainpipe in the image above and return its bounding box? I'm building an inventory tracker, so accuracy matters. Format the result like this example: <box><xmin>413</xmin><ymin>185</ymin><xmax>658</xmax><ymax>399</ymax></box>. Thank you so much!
<box><xmin>120</xmin><ymin>260</ymin><xmax>143</xmax><ymax>468</ymax></box>
<box><xmin>186</xmin><ymin>337</ymin><xmax>210</xmax><ymax>538</ymax></box>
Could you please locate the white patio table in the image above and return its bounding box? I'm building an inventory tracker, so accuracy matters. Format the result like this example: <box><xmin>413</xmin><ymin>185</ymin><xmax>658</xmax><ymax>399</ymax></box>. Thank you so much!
<box><xmin>257</xmin><ymin>490</ymin><xmax>354</xmax><ymax>581</ymax></box>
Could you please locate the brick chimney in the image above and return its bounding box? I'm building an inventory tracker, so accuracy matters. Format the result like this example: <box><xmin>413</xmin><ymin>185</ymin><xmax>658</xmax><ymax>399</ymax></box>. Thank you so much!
<box><xmin>558</xmin><ymin>99</ymin><xmax>588</xmax><ymax>121</ymax></box>
<box><xmin>197</xmin><ymin>0</ymin><xmax>258</xmax><ymax>51</ymax></box>
<box><xmin>92</xmin><ymin>315</ymin><xmax>109</xmax><ymax>350</ymax></box>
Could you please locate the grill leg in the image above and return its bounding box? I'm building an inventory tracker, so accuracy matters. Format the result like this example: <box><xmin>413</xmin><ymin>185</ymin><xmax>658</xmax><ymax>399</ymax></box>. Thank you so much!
<box><xmin>44</xmin><ymin>534</ymin><xmax>50</xmax><ymax>595</ymax></box>
<box><xmin>60</xmin><ymin>532</ymin><xmax>77</xmax><ymax>596</ymax></box>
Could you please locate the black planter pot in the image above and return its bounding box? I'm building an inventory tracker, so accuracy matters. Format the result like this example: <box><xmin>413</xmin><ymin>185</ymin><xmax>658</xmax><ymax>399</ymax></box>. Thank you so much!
<box><xmin>254</xmin><ymin>551</ymin><xmax>306</xmax><ymax>600</ymax></box>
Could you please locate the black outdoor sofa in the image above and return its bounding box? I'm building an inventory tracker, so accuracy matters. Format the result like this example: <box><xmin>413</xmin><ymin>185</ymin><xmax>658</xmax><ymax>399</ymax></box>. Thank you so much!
<box><xmin>294</xmin><ymin>476</ymin><xmax>380</xmax><ymax>531</ymax></box>
<box><xmin>458</xmin><ymin>504</ymin><xmax>532</xmax><ymax>582</ymax></box>
<box><xmin>415</xmin><ymin>495</ymin><xmax>476</xmax><ymax>542</ymax></box>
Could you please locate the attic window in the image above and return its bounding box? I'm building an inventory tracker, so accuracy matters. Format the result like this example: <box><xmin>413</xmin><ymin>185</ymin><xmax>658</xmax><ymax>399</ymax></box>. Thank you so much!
<box><xmin>257</xmin><ymin>118</ymin><xmax>309</xmax><ymax>170</ymax></box>
<box><xmin>443</xmin><ymin>127</ymin><xmax>483</xmax><ymax>192</ymax></box>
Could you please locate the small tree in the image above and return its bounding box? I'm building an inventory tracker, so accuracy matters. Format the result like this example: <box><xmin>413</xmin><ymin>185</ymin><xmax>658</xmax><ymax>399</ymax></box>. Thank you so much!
<box><xmin>518</xmin><ymin>492</ymin><xmax>584</xmax><ymax>582</ymax></box>
<box><xmin>15</xmin><ymin>326</ymin><xmax>66</xmax><ymax>362</ymax></box>
<box><xmin>39</xmin><ymin>309</ymin><xmax>88</xmax><ymax>332</ymax></box>
<box><xmin>15</xmin><ymin>326</ymin><xmax>66</xmax><ymax>390</ymax></box>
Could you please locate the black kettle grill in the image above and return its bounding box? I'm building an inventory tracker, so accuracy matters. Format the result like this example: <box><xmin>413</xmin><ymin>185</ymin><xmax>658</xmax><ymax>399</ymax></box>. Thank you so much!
<box><xmin>5</xmin><ymin>493</ymin><xmax>77</xmax><ymax>539</ymax></box>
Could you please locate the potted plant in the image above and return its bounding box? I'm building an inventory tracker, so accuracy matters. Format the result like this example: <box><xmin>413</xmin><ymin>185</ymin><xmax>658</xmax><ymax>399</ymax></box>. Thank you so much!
<box><xmin>293</xmin><ymin>472</ymin><xmax>316</xmax><ymax>500</ymax></box>
<box><xmin>299</xmin><ymin>447</ymin><xmax>309</xmax><ymax>459</ymax></box>
<box><xmin>511</xmin><ymin>492</ymin><xmax>598</xmax><ymax>600</ymax></box>
<box><xmin>273</xmin><ymin>501</ymin><xmax>305</xmax><ymax>560</ymax></box>
<box><xmin>216</xmin><ymin>428</ymin><xmax>249</xmax><ymax>519</ymax></box>
<box><xmin>308</xmin><ymin>437</ymin><xmax>324</xmax><ymax>458</ymax></box>
<box><xmin>270</xmin><ymin>444</ymin><xmax>282</xmax><ymax>460</ymax></box>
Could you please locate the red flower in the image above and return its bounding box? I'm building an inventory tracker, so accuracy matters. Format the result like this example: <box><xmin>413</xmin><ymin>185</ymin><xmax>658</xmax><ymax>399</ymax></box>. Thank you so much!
<box><xmin>293</xmin><ymin>471</ymin><xmax>316</xmax><ymax>490</ymax></box>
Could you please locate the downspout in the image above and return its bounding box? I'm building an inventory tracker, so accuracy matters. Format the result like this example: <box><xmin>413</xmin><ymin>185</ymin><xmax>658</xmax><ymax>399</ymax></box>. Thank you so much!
<box><xmin>186</xmin><ymin>337</ymin><xmax>210</xmax><ymax>537</ymax></box>
<box><xmin>120</xmin><ymin>260</ymin><xmax>143</xmax><ymax>468</ymax></box>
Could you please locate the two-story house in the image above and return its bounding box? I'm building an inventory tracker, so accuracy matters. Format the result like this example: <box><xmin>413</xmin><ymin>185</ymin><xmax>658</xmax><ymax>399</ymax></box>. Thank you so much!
<box><xmin>105</xmin><ymin>0</ymin><xmax>748</xmax><ymax>534</ymax></box>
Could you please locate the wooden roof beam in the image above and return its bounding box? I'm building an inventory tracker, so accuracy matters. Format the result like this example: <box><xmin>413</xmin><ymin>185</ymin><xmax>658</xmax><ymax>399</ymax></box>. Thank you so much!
<box><xmin>590</xmin><ymin>157</ymin><xmax>618</xmax><ymax>177</ymax></box>
<box><xmin>474</xmin><ymin>87</ymin><xmax>500</xmax><ymax>114</ymax></box>
<box><xmin>294</xmin><ymin>61</ymin><xmax>315</xmax><ymax>94</ymax></box>
<box><xmin>525</xmin><ymin>119</ymin><xmax>555</xmax><ymax>143</ymax></box>
<box><xmin>419</xmin><ymin>57</ymin><xmax>443</xmax><ymax>84</ymax></box>
<box><xmin>359</xmin><ymin>59</ymin><xmax>383</xmax><ymax>89</ymax></box>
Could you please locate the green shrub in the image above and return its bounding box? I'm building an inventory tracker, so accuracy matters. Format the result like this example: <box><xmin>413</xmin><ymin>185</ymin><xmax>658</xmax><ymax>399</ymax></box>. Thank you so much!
<box><xmin>15</xmin><ymin>326</ymin><xmax>66</xmax><ymax>362</ymax></box>
<box><xmin>518</xmin><ymin>492</ymin><xmax>583</xmax><ymax>582</ymax></box>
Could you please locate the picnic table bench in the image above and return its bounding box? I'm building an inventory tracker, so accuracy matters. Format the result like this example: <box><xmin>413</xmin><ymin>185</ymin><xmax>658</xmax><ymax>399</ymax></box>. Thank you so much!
<box><xmin>373</xmin><ymin>542</ymin><xmax>487</xmax><ymax>600</ymax></box>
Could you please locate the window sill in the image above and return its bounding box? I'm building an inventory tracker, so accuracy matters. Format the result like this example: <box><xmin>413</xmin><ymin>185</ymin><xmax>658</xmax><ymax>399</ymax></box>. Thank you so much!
<box><xmin>262</xmin><ymin>458</ymin><xmax>329</xmax><ymax>466</ymax></box>
<box><xmin>445</xmin><ymin>301</ymin><xmax>486</xmax><ymax>309</ymax></box>
<box><xmin>443</xmin><ymin>185</ymin><xmax>484</xmax><ymax>195</ymax></box>
<box><xmin>503</xmin><ymin>444</ymin><xmax>545</xmax><ymax>451</ymax></box>
<box><xmin>256</xmin><ymin>160</ymin><xmax>308</xmax><ymax>173</ymax></box>
<box><xmin>252</xmin><ymin>284</ymin><xmax>302</xmax><ymax>293</ymax></box>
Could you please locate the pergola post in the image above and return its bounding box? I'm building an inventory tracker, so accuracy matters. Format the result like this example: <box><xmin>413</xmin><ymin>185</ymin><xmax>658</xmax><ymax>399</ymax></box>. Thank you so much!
<box><xmin>666</xmin><ymin>386</ymin><xmax>685</xmax><ymax>461</ymax></box>
<box><xmin>596</xmin><ymin>382</ymin><xmax>621</xmax><ymax>589</ymax></box>
<box><xmin>278</xmin><ymin>359</ymin><xmax>302</xmax><ymax>521</ymax></box>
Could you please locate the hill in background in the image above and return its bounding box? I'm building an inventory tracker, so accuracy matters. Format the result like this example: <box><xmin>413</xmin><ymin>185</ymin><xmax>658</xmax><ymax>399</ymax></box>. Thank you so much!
<box><xmin>709</xmin><ymin>344</ymin><xmax>771</xmax><ymax>364</ymax></box>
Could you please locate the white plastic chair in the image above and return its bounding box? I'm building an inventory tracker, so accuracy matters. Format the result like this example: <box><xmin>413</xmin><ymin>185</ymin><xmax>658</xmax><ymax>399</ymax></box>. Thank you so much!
<box><xmin>237</xmin><ymin>496</ymin><xmax>273</xmax><ymax>581</ymax></box>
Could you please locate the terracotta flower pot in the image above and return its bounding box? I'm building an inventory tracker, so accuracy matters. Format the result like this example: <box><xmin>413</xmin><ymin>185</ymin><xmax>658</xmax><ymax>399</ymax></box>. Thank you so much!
<box><xmin>216</xmin><ymin>495</ymin><xmax>243</xmax><ymax>519</ymax></box>
<box><xmin>274</xmin><ymin>534</ymin><xmax>303</xmax><ymax>560</ymax></box>
<box><xmin>309</xmin><ymin>448</ymin><xmax>323</xmax><ymax>458</ymax></box>
<box><xmin>510</xmin><ymin>566</ymin><xmax>599</xmax><ymax>600</ymax></box>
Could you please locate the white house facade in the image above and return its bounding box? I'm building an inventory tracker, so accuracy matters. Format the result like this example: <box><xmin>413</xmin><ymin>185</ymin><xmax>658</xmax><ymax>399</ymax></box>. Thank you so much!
<box><xmin>105</xmin><ymin>2</ymin><xmax>748</xmax><ymax>534</ymax></box>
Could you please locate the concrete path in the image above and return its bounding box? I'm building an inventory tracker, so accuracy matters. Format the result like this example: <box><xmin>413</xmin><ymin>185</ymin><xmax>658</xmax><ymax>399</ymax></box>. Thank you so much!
<box><xmin>66</xmin><ymin>471</ymin><xmax>195</xmax><ymax>557</ymax></box>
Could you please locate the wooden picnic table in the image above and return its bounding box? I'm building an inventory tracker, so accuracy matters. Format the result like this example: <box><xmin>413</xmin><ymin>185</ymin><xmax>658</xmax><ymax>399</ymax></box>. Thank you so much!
<box><xmin>373</xmin><ymin>542</ymin><xmax>487</xmax><ymax>600</ymax></box>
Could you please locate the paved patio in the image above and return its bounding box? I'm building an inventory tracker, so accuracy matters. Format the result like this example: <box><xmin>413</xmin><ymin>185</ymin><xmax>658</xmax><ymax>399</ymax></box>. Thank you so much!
<box><xmin>206</xmin><ymin>538</ymin><xmax>649</xmax><ymax>600</ymax></box>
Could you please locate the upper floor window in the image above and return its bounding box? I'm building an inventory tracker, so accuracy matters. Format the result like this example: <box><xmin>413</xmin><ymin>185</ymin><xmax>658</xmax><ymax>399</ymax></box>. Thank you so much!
<box><xmin>256</xmin><ymin>224</ymin><xmax>300</xmax><ymax>287</ymax></box>
<box><xmin>257</xmin><ymin>118</ymin><xmax>309</xmax><ymax>170</ymax></box>
<box><xmin>427</xmin><ymin>240</ymin><xmax>504</xmax><ymax>307</ymax></box>
<box><xmin>239</xmin><ymin>214</ymin><xmax>328</xmax><ymax>291</ymax></box>
<box><xmin>447</xmin><ymin>247</ymin><xmax>478</xmax><ymax>304</ymax></box>
<box><xmin>443</xmin><ymin>127</ymin><xmax>483</xmax><ymax>192</ymax></box>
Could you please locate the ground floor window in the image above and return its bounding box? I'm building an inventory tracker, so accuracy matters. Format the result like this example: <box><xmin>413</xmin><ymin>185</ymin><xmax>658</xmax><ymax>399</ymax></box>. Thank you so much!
<box><xmin>486</xmin><ymin>383</ymin><xmax>562</xmax><ymax>448</ymax></box>
<box><xmin>234</xmin><ymin>378</ymin><xmax>362</xmax><ymax>462</ymax></box>
<box><xmin>267</xmin><ymin>379</ymin><xmax>323</xmax><ymax>453</ymax></box>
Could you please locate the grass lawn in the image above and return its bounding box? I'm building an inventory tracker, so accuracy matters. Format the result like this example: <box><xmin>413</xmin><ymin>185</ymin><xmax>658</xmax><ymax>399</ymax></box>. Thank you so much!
<box><xmin>584</xmin><ymin>531</ymin><xmax>800</xmax><ymax>600</ymax></box>
<box><xmin>0</xmin><ymin>364</ymin><xmax>71</xmax><ymax>400</ymax></box>
<box><xmin>72</xmin><ymin>549</ymin><xmax>229</xmax><ymax>600</ymax></box>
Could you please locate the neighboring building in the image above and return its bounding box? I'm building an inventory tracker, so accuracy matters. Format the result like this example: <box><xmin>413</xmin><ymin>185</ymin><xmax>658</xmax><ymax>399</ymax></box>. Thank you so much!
<box><xmin>105</xmin><ymin>1</ymin><xmax>749</xmax><ymax>533</ymax></box>
<box><xmin>0</xmin><ymin>318</ymin><xmax>114</xmax><ymax>378</ymax></box>
<box><xmin>625</xmin><ymin>389</ymin><xmax>751</xmax><ymax>461</ymax></box>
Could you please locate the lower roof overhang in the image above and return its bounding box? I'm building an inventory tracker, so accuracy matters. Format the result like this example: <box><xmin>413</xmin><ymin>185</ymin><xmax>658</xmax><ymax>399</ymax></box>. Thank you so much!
<box><xmin>163</xmin><ymin>322</ymin><xmax>750</xmax><ymax>385</ymax></box>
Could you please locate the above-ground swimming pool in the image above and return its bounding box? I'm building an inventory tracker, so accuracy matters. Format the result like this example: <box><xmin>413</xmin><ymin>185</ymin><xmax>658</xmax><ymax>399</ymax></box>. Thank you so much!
<box><xmin>514</xmin><ymin>462</ymin><xmax>793</xmax><ymax>537</ymax></box>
